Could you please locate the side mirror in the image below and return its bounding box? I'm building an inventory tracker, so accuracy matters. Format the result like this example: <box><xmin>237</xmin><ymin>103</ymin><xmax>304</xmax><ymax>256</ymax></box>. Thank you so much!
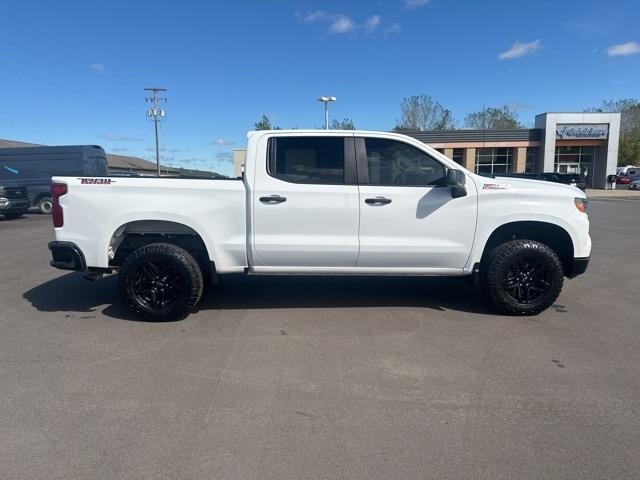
<box><xmin>446</xmin><ymin>169</ymin><xmax>467</xmax><ymax>198</ymax></box>
<box><xmin>446</xmin><ymin>169</ymin><xmax>466</xmax><ymax>186</ymax></box>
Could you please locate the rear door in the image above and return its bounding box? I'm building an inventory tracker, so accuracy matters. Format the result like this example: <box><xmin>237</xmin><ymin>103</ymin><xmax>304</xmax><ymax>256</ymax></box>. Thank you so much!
<box><xmin>251</xmin><ymin>134</ymin><xmax>360</xmax><ymax>268</ymax></box>
<box><xmin>355</xmin><ymin>136</ymin><xmax>477</xmax><ymax>271</ymax></box>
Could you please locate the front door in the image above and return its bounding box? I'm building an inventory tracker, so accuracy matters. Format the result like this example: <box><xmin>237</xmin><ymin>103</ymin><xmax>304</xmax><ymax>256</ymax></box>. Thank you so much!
<box><xmin>356</xmin><ymin>137</ymin><xmax>477</xmax><ymax>271</ymax></box>
<box><xmin>251</xmin><ymin>134</ymin><xmax>359</xmax><ymax>268</ymax></box>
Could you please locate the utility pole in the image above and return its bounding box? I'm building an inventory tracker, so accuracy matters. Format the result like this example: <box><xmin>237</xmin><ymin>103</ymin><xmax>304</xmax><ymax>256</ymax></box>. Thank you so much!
<box><xmin>144</xmin><ymin>87</ymin><xmax>167</xmax><ymax>176</ymax></box>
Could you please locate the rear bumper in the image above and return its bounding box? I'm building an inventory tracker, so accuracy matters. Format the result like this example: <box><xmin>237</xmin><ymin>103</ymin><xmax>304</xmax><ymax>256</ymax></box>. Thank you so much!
<box><xmin>48</xmin><ymin>241</ymin><xmax>86</xmax><ymax>271</ymax></box>
<box><xmin>567</xmin><ymin>256</ymin><xmax>589</xmax><ymax>279</ymax></box>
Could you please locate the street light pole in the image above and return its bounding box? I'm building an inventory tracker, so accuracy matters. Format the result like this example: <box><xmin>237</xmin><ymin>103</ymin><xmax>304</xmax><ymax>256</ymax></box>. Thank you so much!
<box><xmin>317</xmin><ymin>96</ymin><xmax>336</xmax><ymax>129</ymax></box>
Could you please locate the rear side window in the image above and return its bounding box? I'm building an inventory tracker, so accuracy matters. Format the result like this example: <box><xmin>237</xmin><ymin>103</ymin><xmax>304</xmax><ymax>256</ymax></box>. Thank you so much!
<box><xmin>268</xmin><ymin>137</ymin><xmax>345</xmax><ymax>184</ymax></box>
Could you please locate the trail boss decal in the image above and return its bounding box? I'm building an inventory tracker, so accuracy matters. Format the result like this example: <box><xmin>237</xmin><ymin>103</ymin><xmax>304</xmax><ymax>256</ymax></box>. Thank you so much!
<box><xmin>79</xmin><ymin>178</ymin><xmax>115</xmax><ymax>185</ymax></box>
<box><xmin>483</xmin><ymin>183</ymin><xmax>510</xmax><ymax>190</ymax></box>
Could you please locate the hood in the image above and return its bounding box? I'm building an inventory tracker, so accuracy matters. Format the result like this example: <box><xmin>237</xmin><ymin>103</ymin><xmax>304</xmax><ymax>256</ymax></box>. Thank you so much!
<box><xmin>485</xmin><ymin>175</ymin><xmax>586</xmax><ymax>198</ymax></box>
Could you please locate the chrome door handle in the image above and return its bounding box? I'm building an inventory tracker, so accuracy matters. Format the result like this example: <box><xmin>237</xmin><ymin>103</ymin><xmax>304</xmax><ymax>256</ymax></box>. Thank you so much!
<box><xmin>365</xmin><ymin>196</ymin><xmax>392</xmax><ymax>205</ymax></box>
<box><xmin>259</xmin><ymin>194</ymin><xmax>287</xmax><ymax>204</ymax></box>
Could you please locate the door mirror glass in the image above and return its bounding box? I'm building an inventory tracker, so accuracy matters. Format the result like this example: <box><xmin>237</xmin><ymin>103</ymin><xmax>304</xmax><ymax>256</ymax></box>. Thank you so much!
<box><xmin>446</xmin><ymin>169</ymin><xmax>466</xmax><ymax>186</ymax></box>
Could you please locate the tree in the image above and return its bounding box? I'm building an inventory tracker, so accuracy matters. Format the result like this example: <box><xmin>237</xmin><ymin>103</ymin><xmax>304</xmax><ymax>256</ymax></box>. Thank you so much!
<box><xmin>254</xmin><ymin>114</ymin><xmax>280</xmax><ymax>130</ymax></box>
<box><xmin>586</xmin><ymin>99</ymin><xmax>640</xmax><ymax>166</ymax></box>
<box><xmin>464</xmin><ymin>105</ymin><xmax>522</xmax><ymax>129</ymax></box>
<box><xmin>394</xmin><ymin>94</ymin><xmax>455</xmax><ymax>131</ymax></box>
<box><xmin>330</xmin><ymin>118</ymin><xmax>356</xmax><ymax>130</ymax></box>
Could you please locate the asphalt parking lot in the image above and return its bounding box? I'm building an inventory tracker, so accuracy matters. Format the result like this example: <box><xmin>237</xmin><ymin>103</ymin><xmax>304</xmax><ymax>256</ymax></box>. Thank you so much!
<box><xmin>1</xmin><ymin>198</ymin><xmax>639</xmax><ymax>480</ymax></box>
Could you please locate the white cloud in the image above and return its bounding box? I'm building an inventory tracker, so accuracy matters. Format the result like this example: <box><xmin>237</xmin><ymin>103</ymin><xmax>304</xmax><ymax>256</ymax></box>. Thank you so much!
<box><xmin>298</xmin><ymin>11</ymin><xmax>327</xmax><ymax>23</ymax></box>
<box><xmin>110</xmin><ymin>147</ymin><xmax>129</xmax><ymax>152</ymax></box>
<box><xmin>606</xmin><ymin>41</ymin><xmax>640</xmax><ymax>57</ymax></box>
<box><xmin>216</xmin><ymin>152</ymin><xmax>233</xmax><ymax>164</ymax></box>
<box><xmin>213</xmin><ymin>138</ymin><xmax>235</xmax><ymax>146</ymax></box>
<box><xmin>498</xmin><ymin>39</ymin><xmax>541</xmax><ymax>60</ymax></box>
<box><xmin>330</xmin><ymin>15</ymin><xmax>355</xmax><ymax>34</ymax></box>
<box><xmin>89</xmin><ymin>63</ymin><xmax>105</xmax><ymax>72</ymax></box>
<box><xmin>384</xmin><ymin>23</ymin><xmax>402</xmax><ymax>36</ymax></box>
<box><xmin>403</xmin><ymin>0</ymin><xmax>430</xmax><ymax>8</ymax></box>
<box><xmin>298</xmin><ymin>11</ymin><xmax>387</xmax><ymax>36</ymax></box>
<box><xmin>506</xmin><ymin>101</ymin><xmax>533</xmax><ymax>112</ymax></box>
<box><xmin>100</xmin><ymin>133</ymin><xmax>142</xmax><ymax>142</ymax></box>
<box><xmin>364</xmin><ymin>15</ymin><xmax>381</xmax><ymax>33</ymax></box>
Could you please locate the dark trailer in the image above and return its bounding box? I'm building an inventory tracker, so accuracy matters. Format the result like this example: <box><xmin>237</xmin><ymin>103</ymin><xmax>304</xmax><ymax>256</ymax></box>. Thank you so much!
<box><xmin>0</xmin><ymin>145</ymin><xmax>109</xmax><ymax>214</ymax></box>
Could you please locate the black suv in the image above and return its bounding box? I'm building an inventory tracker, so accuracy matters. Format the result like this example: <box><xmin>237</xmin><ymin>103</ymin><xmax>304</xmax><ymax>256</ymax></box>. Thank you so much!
<box><xmin>494</xmin><ymin>172</ymin><xmax>587</xmax><ymax>191</ymax></box>
<box><xmin>0</xmin><ymin>185</ymin><xmax>29</xmax><ymax>219</ymax></box>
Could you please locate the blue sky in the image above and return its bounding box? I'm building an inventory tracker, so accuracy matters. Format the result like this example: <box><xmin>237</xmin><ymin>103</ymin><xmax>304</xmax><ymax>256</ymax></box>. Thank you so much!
<box><xmin>1</xmin><ymin>0</ymin><xmax>639</xmax><ymax>175</ymax></box>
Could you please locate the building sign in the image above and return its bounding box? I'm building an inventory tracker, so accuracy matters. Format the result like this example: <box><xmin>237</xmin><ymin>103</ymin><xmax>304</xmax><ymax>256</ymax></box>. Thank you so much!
<box><xmin>556</xmin><ymin>124</ymin><xmax>608</xmax><ymax>140</ymax></box>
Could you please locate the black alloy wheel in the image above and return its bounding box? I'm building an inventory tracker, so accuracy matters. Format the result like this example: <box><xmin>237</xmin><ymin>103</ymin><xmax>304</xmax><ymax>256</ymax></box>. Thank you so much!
<box><xmin>132</xmin><ymin>261</ymin><xmax>185</xmax><ymax>310</ymax></box>
<box><xmin>119</xmin><ymin>243</ymin><xmax>203</xmax><ymax>321</ymax></box>
<box><xmin>502</xmin><ymin>257</ymin><xmax>552</xmax><ymax>304</ymax></box>
<box><xmin>481</xmin><ymin>239</ymin><xmax>564</xmax><ymax>316</ymax></box>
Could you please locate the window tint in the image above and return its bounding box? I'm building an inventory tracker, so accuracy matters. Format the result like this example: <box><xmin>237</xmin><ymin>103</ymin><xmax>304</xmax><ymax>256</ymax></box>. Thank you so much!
<box><xmin>268</xmin><ymin>137</ymin><xmax>345</xmax><ymax>184</ymax></box>
<box><xmin>0</xmin><ymin>155</ymin><xmax>83</xmax><ymax>181</ymax></box>
<box><xmin>364</xmin><ymin>138</ymin><xmax>446</xmax><ymax>186</ymax></box>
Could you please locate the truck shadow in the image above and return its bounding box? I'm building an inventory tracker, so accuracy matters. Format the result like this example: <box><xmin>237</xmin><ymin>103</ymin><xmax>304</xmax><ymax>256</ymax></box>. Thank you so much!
<box><xmin>23</xmin><ymin>272</ymin><xmax>493</xmax><ymax>320</ymax></box>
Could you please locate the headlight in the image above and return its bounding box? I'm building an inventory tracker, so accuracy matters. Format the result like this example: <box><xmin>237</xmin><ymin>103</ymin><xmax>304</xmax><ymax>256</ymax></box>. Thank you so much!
<box><xmin>0</xmin><ymin>197</ymin><xmax>8</xmax><ymax>207</ymax></box>
<box><xmin>574</xmin><ymin>197</ymin><xmax>588</xmax><ymax>214</ymax></box>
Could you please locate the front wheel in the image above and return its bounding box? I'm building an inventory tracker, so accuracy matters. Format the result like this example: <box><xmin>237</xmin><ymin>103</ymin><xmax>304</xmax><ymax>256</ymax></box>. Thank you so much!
<box><xmin>119</xmin><ymin>243</ymin><xmax>204</xmax><ymax>321</ymax></box>
<box><xmin>2</xmin><ymin>211</ymin><xmax>25</xmax><ymax>220</ymax></box>
<box><xmin>481</xmin><ymin>239</ymin><xmax>564</xmax><ymax>316</ymax></box>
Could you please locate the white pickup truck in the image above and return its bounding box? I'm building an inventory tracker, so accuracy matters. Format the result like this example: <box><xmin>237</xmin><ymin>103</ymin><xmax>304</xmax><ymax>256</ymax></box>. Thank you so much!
<box><xmin>48</xmin><ymin>130</ymin><xmax>590</xmax><ymax>320</ymax></box>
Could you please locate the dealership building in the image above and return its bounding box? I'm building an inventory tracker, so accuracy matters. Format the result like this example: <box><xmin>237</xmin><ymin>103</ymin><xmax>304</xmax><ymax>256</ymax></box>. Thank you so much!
<box><xmin>234</xmin><ymin>111</ymin><xmax>621</xmax><ymax>189</ymax></box>
<box><xmin>405</xmin><ymin>112</ymin><xmax>621</xmax><ymax>189</ymax></box>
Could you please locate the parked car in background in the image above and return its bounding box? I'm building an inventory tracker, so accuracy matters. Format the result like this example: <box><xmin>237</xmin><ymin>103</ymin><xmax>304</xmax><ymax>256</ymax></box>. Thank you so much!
<box><xmin>48</xmin><ymin>130</ymin><xmax>591</xmax><ymax>320</ymax></box>
<box><xmin>617</xmin><ymin>165</ymin><xmax>640</xmax><ymax>176</ymax></box>
<box><xmin>617</xmin><ymin>175</ymin><xmax>632</xmax><ymax>185</ymax></box>
<box><xmin>0</xmin><ymin>184</ymin><xmax>29</xmax><ymax>219</ymax></box>
<box><xmin>629</xmin><ymin>180</ymin><xmax>640</xmax><ymax>190</ymax></box>
<box><xmin>0</xmin><ymin>145</ymin><xmax>109</xmax><ymax>214</ymax></box>
<box><xmin>491</xmin><ymin>172</ymin><xmax>586</xmax><ymax>191</ymax></box>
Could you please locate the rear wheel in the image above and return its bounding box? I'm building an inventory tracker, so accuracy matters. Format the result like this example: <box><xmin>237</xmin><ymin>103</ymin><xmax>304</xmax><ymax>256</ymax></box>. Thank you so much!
<box><xmin>38</xmin><ymin>196</ymin><xmax>53</xmax><ymax>214</ymax></box>
<box><xmin>119</xmin><ymin>243</ymin><xmax>203</xmax><ymax>321</ymax></box>
<box><xmin>481</xmin><ymin>239</ymin><xmax>564</xmax><ymax>316</ymax></box>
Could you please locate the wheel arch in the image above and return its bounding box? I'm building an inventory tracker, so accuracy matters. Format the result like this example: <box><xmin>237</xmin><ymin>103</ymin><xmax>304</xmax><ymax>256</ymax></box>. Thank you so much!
<box><xmin>478</xmin><ymin>220</ymin><xmax>575</xmax><ymax>275</ymax></box>
<box><xmin>107</xmin><ymin>219</ymin><xmax>216</xmax><ymax>278</ymax></box>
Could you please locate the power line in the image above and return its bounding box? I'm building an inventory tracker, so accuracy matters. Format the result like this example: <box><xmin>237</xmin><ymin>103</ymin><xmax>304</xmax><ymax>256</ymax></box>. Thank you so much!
<box><xmin>145</xmin><ymin>87</ymin><xmax>167</xmax><ymax>177</ymax></box>
<box><xmin>0</xmin><ymin>60</ymin><xmax>139</xmax><ymax>116</ymax></box>
<box><xmin>0</xmin><ymin>5</ymin><xmax>140</xmax><ymax>89</ymax></box>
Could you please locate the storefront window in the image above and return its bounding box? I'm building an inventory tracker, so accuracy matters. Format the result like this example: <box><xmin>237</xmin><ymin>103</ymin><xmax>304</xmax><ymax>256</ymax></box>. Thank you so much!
<box><xmin>525</xmin><ymin>147</ymin><xmax>538</xmax><ymax>172</ymax></box>
<box><xmin>452</xmin><ymin>148</ymin><xmax>464</xmax><ymax>166</ymax></box>
<box><xmin>554</xmin><ymin>146</ymin><xmax>596</xmax><ymax>177</ymax></box>
<box><xmin>475</xmin><ymin>148</ymin><xmax>513</xmax><ymax>175</ymax></box>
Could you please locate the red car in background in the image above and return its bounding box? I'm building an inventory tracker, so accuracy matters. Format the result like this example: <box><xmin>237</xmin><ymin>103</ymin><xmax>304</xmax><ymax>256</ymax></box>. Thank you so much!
<box><xmin>617</xmin><ymin>175</ymin><xmax>631</xmax><ymax>184</ymax></box>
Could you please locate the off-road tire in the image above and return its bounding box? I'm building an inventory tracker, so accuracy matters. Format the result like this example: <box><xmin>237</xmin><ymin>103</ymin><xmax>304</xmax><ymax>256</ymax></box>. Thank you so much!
<box><xmin>38</xmin><ymin>196</ymin><xmax>53</xmax><ymax>214</ymax></box>
<box><xmin>119</xmin><ymin>243</ymin><xmax>203</xmax><ymax>321</ymax></box>
<box><xmin>481</xmin><ymin>239</ymin><xmax>564</xmax><ymax>316</ymax></box>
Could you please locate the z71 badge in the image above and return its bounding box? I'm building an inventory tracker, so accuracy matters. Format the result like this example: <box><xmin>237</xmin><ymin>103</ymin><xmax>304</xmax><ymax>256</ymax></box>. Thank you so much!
<box><xmin>79</xmin><ymin>178</ymin><xmax>114</xmax><ymax>184</ymax></box>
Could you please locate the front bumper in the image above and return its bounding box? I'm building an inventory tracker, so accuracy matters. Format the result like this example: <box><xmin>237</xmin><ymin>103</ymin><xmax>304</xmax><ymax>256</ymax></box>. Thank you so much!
<box><xmin>48</xmin><ymin>241</ymin><xmax>86</xmax><ymax>271</ymax></box>
<box><xmin>567</xmin><ymin>256</ymin><xmax>589</xmax><ymax>279</ymax></box>
<box><xmin>0</xmin><ymin>200</ymin><xmax>29</xmax><ymax>212</ymax></box>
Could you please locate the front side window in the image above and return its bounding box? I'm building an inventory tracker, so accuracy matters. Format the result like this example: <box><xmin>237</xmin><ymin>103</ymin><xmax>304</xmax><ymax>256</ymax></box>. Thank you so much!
<box><xmin>363</xmin><ymin>138</ymin><xmax>446</xmax><ymax>186</ymax></box>
<box><xmin>268</xmin><ymin>137</ymin><xmax>345</xmax><ymax>184</ymax></box>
